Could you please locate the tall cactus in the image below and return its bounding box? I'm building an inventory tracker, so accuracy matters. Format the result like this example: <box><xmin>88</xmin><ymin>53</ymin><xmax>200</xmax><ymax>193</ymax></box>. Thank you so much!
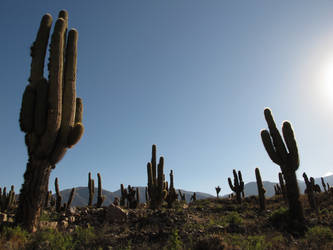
<box><xmin>255</xmin><ymin>168</ymin><xmax>266</xmax><ymax>210</ymax></box>
<box><xmin>147</xmin><ymin>144</ymin><xmax>168</xmax><ymax>209</ymax></box>
<box><xmin>261</xmin><ymin>108</ymin><xmax>305</xmax><ymax>229</ymax></box>
<box><xmin>228</xmin><ymin>169</ymin><xmax>244</xmax><ymax>203</ymax></box>
<box><xmin>96</xmin><ymin>173</ymin><xmax>105</xmax><ymax>208</ymax></box>
<box><xmin>16</xmin><ymin>10</ymin><xmax>84</xmax><ymax>232</ymax></box>
<box><xmin>120</xmin><ymin>184</ymin><xmax>126</xmax><ymax>207</ymax></box>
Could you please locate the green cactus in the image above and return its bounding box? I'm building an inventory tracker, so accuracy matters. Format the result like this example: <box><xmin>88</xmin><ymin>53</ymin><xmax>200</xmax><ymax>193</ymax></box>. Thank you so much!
<box><xmin>88</xmin><ymin>172</ymin><xmax>95</xmax><ymax>206</ymax></box>
<box><xmin>66</xmin><ymin>187</ymin><xmax>75</xmax><ymax>210</ymax></box>
<box><xmin>228</xmin><ymin>169</ymin><xmax>244</xmax><ymax>203</ymax></box>
<box><xmin>255</xmin><ymin>168</ymin><xmax>266</xmax><ymax>211</ymax></box>
<box><xmin>16</xmin><ymin>10</ymin><xmax>84</xmax><ymax>232</ymax></box>
<box><xmin>55</xmin><ymin>178</ymin><xmax>62</xmax><ymax>212</ymax></box>
<box><xmin>96</xmin><ymin>173</ymin><xmax>105</xmax><ymax>208</ymax></box>
<box><xmin>147</xmin><ymin>144</ymin><xmax>168</xmax><ymax>209</ymax></box>
<box><xmin>215</xmin><ymin>186</ymin><xmax>221</xmax><ymax>198</ymax></box>
<box><xmin>165</xmin><ymin>170</ymin><xmax>178</xmax><ymax>208</ymax></box>
<box><xmin>261</xmin><ymin>108</ymin><xmax>305</xmax><ymax>231</ymax></box>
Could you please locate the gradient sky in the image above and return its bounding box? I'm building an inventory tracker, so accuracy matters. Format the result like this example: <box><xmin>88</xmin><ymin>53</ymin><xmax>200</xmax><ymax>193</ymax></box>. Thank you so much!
<box><xmin>1</xmin><ymin>0</ymin><xmax>333</xmax><ymax>196</ymax></box>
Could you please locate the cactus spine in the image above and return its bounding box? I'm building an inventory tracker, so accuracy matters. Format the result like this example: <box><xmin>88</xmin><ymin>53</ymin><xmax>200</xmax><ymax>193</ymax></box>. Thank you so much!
<box><xmin>88</xmin><ymin>172</ymin><xmax>95</xmax><ymax>206</ymax></box>
<box><xmin>261</xmin><ymin>108</ymin><xmax>305</xmax><ymax>230</ymax></box>
<box><xmin>228</xmin><ymin>169</ymin><xmax>244</xmax><ymax>203</ymax></box>
<box><xmin>96</xmin><ymin>173</ymin><xmax>105</xmax><ymax>208</ymax></box>
<box><xmin>255</xmin><ymin>168</ymin><xmax>266</xmax><ymax>210</ymax></box>
<box><xmin>147</xmin><ymin>144</ymin><xmax>168</xmax><ymax>209</ymax></box>
<box><xmin>16</xmin><ymin>10</ymin><xmax>83</xmax><ymax>232</ymax></box>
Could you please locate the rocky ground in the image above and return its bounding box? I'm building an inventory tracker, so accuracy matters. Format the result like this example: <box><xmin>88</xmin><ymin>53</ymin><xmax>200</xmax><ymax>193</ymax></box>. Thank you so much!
<box><xmin>1</xmin><ymin>192</ymin><xmax>333</xmax><ymax>249</ymax></box>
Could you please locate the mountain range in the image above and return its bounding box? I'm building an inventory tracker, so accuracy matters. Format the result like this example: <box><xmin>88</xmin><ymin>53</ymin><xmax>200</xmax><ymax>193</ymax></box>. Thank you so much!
<box><xmin>57</xmin><ymin>174</ymin><xmax>333</xmax><ymax>207</ymax></box>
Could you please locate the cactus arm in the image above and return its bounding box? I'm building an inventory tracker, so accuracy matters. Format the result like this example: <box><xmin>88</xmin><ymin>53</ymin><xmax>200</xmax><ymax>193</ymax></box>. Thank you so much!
<box><xmin>29</xmin><ymin>14</ymin><xmax>53</xmax><ymax>87</ymax></box>
<box><xmin>261</xmin><ymin>130</ymin><xmax>281</xmax><ymax>165</ymax></box>
<box><xmin>282</xmin><ymin>122</ymin><xmax>299</xmax><ymax>169</ymax></box>
<box><xmin>228</xmin><ymin>177</ymin><xmax>235</xmax><ymax>191</ymax></box>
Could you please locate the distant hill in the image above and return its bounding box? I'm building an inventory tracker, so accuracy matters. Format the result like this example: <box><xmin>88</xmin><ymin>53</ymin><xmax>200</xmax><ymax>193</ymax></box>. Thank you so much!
<box><xmin>58</xmin><ymin>187</ymin><xmax>214</xmax><ymax>207</ymax></box>
<box><xmin>243</xmin><ymin>174</ymin><xmax>333</xmax><ymax>197</ymax></box>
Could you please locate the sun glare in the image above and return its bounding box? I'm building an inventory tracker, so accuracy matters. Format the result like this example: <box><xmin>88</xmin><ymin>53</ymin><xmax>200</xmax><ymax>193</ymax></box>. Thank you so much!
<box><xmin>320</xmin><ymin>60</ymin><xmax>333</xmax><ymax>103</ymax></box>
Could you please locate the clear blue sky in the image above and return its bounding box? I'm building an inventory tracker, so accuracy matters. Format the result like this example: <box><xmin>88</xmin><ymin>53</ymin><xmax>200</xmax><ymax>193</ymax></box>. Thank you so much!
<box><xmin>1</xmin><ymin>0</ymin><xmax>333</xmax><ymax>196</ymax></box>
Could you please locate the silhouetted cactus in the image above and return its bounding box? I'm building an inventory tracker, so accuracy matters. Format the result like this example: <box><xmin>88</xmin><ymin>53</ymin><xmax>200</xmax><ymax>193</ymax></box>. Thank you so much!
<box><xmin>96</xmin><ymin>173</ymin><xmax>105</xmax><ymax>208</ymax></box>
<box><xmin>147</xmin><ymin>145</ymin><xmax>168</xmax><ymax>209</ymax></box>
<box><xmin>278</xmin><ymin>172</ymin><xmax>287</xmax><ymax>202</ymax></box>
<box><xmin>120</xmin><ymin>184</ymin><xmax>126</xmax><ymax>207</ymax></box>
<box><xmin>228</xmin><ymin>169</ymin><xmax>244</xmax><ymax>203</ymax></box>
<box><xmin>303</xmin><ymin>173</ymin><xmax>318</xmax><ymax>212</ymax></box>
<box><xmin>88</xmin><ymin>172</ymin><xmax>95</xmax><ymax>206</ymax></box>
<box><xmin>274</xmin><ymin>184</ymin><xmax>281</xmax><ymax>196</ymax></box>
<box><xmin>215</xmin><ymin>186</ymin><xmax>221</xmax><ymax>198</ymax></box>
<box><xmin>190</xmin><ymin>192</ymin><xmax>197</xmax><ymax>202</ymax></box>
<box><xmin>178</xmin><ymin>190</ymin><xmax>186</xmax><ymax>201</ymax></box>
<box><xmin>66</xmin><ymin>188</ymin><xmax>75</xmax><ymax>210</ymax></box>
<box><xmin>16</xmin><ymin>10</ymin><xmax>84</xmax><ymax>232</ymax></box>
<box><xmin>165</xmin><ymin>170</ymin><xmax>178</xmax><ymax>208</ymax></box>
<box><xmin>0</xmin><ymin>186</ymin><xmax>16</xmax><ymax>211</ymax></box>
<box><xmin>261</xmin><ymin>108</ymin><xmax>305</xmax><ymax>231</ymax></box>
<box><xmin>321</xmin><ymin>177</ymin><xmax>327</xmax><ymax>193</ymax></box>
<box><xmin>44</xmin><ymin>190</ymin><xmax>52</xmax><ymax>208</ymax></box>
<box><xmin>55</xmin><ymin>178</ymin><xmax>62</xmax><ymax>212</ymax></box>
<box><xmin>127</xmin><ymin>185</ymin><xmax>139</xmax><ymax>209</ymax></box>
<box><xmin>255</xmin><ymin>168</ymin><xmax>266</xmax><ymax>210</ymax></box>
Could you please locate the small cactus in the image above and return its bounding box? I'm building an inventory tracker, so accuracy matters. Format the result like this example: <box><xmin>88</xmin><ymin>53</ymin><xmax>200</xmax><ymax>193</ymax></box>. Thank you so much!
<box><xmin>120</xmin><ymin>184</ymin><xmax>126</xmax><ymax>207</ymax></box>
<box><xmin>55</xmin><ymin>178</ymin><xmax>62</xmax><ymax>212</ymax></box>
<box><xmin>215</xmin><ymin>186</ymin><xmax>221</xmax><ymax>198</ymax></box>
<box><xmin>96</xmin><ymin>173</ymin><xmax>105</xmax><ymax>208</ymax></box>
<box><xmin>321</xmin><ymin>177</ymin><xmax>327</xmax><ymax>193</ymax></box>
<box><xmin>255</xmin><ymin>168</ymin><xmax>266</xmax><ymax>210</ymax></box>
<box><xmin>0</xmin><ymin>186</ymin><xmax>16</xmax><ymax>211</ymax></box>
<box><xmin>303</xmin><ymin>173</ymin><xmax>318</xmax><ymax>212</ymax></box>
<box><xmin>178</xmin><ymin>190</ymin><xmax>186</xmax><ymax>201</ymax></box>
<box><xmin>66</xmin><ymin>188</ymin><xmax>75</xmax><ymax>210</ymax></box>
<box><xmin>165</xmin><ymin>170</ymin><xmax>178</xmax><ymax>208</ymax></box>
<box><xmin>88</xmin><ymin>172</ymin><xmax>95</xmax><ymax>206</ymax></box>
<box><xmin>190</xmin><ymin>192</ymin><xmax>197</xmax><ymax>202</ymax></box>
<box><xmin>228</xmin><ymin>169</ymin><xmax>244</xmax><ymax>203</ymax></box>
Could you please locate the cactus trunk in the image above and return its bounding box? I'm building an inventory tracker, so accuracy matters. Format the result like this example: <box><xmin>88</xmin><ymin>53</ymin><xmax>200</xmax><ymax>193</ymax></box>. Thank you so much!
<box><xmin>255</xmin><ymin>168</ymin><xmax>266</xmax><ymax>211</ymax></box>
<box><xmin>16</xmin><ymin>159</ymin><xmax>52</xmax><ymax>232</ymax></box>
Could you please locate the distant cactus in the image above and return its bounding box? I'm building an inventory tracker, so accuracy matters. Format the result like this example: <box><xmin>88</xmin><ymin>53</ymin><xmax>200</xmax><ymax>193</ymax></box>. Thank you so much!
<box><xmin>255</xmin><ymin>168</ymin><xmax>266</xmax><ymax>210</ymax></box>
<box><xmin>215</xmin><ymin>186</ymin><xmax>221</xmax><ymax>198</ymax></box>
<box><xmin>88</xmin><ymin>172</ymin><xmax>95</xmax><ymax>206</ymax></box>
<box><xmin>261</xmin><ymin>108</ymin><xmax>305</xmax><ymax>230</ymax></box>
<box><xmin>16</xmin><ymin>10</ymin><xmax>84</xmax><ymax>232</ymax></box>
<box><xmin>66</xmin><ymin>188</ymin><xmax>75</xmax><ymax>210</ymax></box>
<box><xmin>0</xmin><ymin>186</ymin><xmax>16</xmax><ymax>211</ymax></box>
<box><xmin>178</xmin><ymin>190</ymin><xmax>186</xmax><ymax>201</ymax></box>
<box><xmin>190</xmin><ymin>192</ymin><xmax>197</xmax><ymax>202</ymax></box>
<box><xmin>44</xmin><ymin>190</ymin><xmax>52</xmax><ymax>208</ymax></box>
<box><xmin>321</xmin><ymin>177</ymin><xmax>327</xmax><ymax>193</ymax></box>
<box><xmin>96</xmin><ymin>173</ymin><xmax>105</xmax><ymax>208</ymax></box>
<box><xmin>165</xmin><ymin>170</ymin><xmax>178</xmax><ymax>208</ymax></box>
<box><xmin>228</xmin><ymin>169</ymin><xmax>244</xmax><ymax>203</ymax></box>
<box><xmin>127</xmin><ymin>185</ymin><xmax>139</xmax><ymax>209</ymax></box>
<box><xmin>120</xmin><ymin>184</ymin><xmax>127</xmax><ymax>207</ymax></box>
<box><xmin>278</xmin><ymin>172</ymin><xmax>287</xmax><ymax>202</ymax></box>
<box><xmin>55</xmin><ymin>178</ymin><xmax>62</xmax><ymax>212</ymax></box>
<box><xmin>147</xmin><ymin>145</ymin><xmax>168</xmax><ymax>209</ymax></box>
<box><xmin>303</xmin><ymin>173</ymin><xmax>318</xmax><ymax>212</ymax></box>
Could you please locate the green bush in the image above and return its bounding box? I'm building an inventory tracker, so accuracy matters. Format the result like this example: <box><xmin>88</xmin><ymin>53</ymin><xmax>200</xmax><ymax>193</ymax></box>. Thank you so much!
<box><xmin>0</xmin><ymin>225</ymin><xmax>29</xmax><ymax>249</ymax></box>
<box><xmin>164</xmin><ymin>229</ymin><xmax>183</xmax><ymax>250</ymax></box>
<box><xmin>269</xmin><ymin>207</ymin><xmax>289</xmax><ymax>230</ymax></box>
<box><xmin>225</xmin><ymin>211</ymin><xmax>243</xmax><ymax>226</ymax></box>
<box><xmin>29</xmin><ymin>229</ymin><xmax>74</xmax><ymax>250</ymax></box>
<box><xmin>72</xmin><ymin>225</ymin><xmax>96</xmax><ymax>247</ymax></box>
<box><xmin>305</xmin><ymin>226</ymin><xmax>333</xmax><ymax>249</ymax></box>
